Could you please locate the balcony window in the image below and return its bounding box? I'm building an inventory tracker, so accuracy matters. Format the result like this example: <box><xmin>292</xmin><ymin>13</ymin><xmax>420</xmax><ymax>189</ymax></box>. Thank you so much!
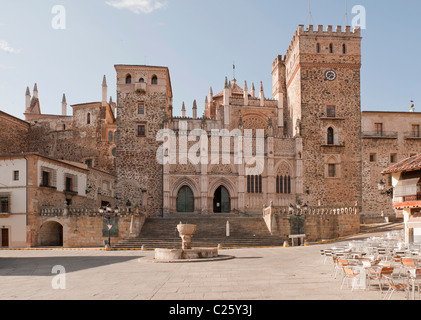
<box><xmin>328</xmin><ymin>164</ymin><xmax>336</xmax><ymax>178</ymax></box>
<box><xmin>0</xmin><ymin>197</ymin><xmax>9</xmax><ymax>214</ymax></box>
<box><xmin>326</xmin><ymin>106</ymin><xmax>336</xmax><ymax>118</ymax></box>
<box><xmin>42</xmin><ymin>171</ymin><xmax>50</xmax><ymax>187</ymax></box>
<box><xmin>375</xmin><ymin>123</ymin><xmax>383</xmax><ymax>136</ymax></box>
<box><xmin>327</xmin><ymin>127</ymin><xmax>335</xmax><ymax>145</ymax></box>
<box><xmin>412</xmin><ymin>125</ymin><xmax>420</xmax><ymax>138</ymax></box>
<box><xmin>137</xmin><ymin>125</ymin><xmax>146</xmax><ymax>137</ymax></box>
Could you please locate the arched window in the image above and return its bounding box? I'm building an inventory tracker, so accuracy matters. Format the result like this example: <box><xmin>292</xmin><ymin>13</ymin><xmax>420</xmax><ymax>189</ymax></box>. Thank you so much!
<box><xmin>125</xmin><ymin>74</ymin><xmax>132</xmax><ymax>84</ymax></box>
<box><xmin>329</xmin><ymin>43</ymin><xmax>334</xmax><ymax>53</ymax></box>
<box><xmin>342</xmin><ymin>44</ymin><xmax>347</xmax><ymax>54</ymax></box>
<box><xmin>327</xmin><ymin>127</ymin><xmax>334</xmax><ymax>145</ymax></box>
<box><xmin>108</xmin><ymin>131</ymin><xmax>114</xmax><ymax>142</ymax></box>
<box><xmin>316</xmin><ymin>43</ymin><xmax>321</xmax><ymax>53</ymax></box>
<box><xmin>139</xmin><ymin>78</ymin><xmax>145</xmax><ymax>83</ymax></box>
<box><xmin>87</xmin><ymin>113</ymin><xmax>91</xmax><ymax>125</ymax></box>
<box><xmin>151</xmin><ymin>75</ymin><xmax>158</xmax><ymax>85</ymax></box>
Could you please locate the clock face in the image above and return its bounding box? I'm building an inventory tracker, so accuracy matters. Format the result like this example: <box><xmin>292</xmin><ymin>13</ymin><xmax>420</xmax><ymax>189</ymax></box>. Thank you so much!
<box><xmin>325</xmin><ymin>70</ymin><xmax>337</xmax><ymax>81</ymax></box>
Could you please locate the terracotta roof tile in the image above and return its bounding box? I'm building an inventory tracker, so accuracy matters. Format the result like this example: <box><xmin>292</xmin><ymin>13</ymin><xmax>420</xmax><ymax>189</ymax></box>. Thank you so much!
<box><xmin>382</xmin><ymin>154</ymin><xmax>421</xmax><ymax>174</ymax></box>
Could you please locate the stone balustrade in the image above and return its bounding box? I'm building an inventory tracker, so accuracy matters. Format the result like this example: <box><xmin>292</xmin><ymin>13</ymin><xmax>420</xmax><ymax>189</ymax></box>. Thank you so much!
<box><xmin>40</xmin><ymin>206</ymin><xmax>144</xmax><ymax>217</ymax></box>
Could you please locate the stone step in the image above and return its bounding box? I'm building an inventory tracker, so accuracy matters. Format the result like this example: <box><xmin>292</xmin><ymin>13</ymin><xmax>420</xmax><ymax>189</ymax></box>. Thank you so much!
<box><xmin>114</xmin><ymin>216</ymin><xmax>284</xmax><ymax>249</ymax></box>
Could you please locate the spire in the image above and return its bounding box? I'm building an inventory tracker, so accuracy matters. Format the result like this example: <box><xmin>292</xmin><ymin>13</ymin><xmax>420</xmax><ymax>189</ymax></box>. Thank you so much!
<box><xmin>181</xmin><ymin>102</ymin><xmax>186</xmax><ymax>118</ymax></box>
<box><xmin>25</xmin><ymin>87</ymin><xmax>31</xmax><ymax>111</ymax></box>
<box><xmin>224</xmin><ymin>76</ymin><xmax>229</xmax><ymax>89</ymax></box>
<box><xmin>260</xmin><ymin>81</ymin><xmax>265</xmax><ymax>107</ymax></box>
<box><xmin>244</xmin><ymin>80</ymin><xmax>249</xmax><ymax>106</ymax></box>
<box><xmin>251</xmin><ymin>82</ymin><xmax>255</xmax><ymax>98</ymax></box>
<box><xmin>102</xmin><ymin>75</ymin><xmax>107</xmax><ymax>107</ymax></box>
<box><xmin>33</xmin><ymin>83</ymin><xmax>38</xmax><ymax>99</ymax></box>
<box><xmin>62</xmin><ymin>94</ymin><xmax>67</xmax><ymax>116</ymax></box>
<box><xmin>192</xmin><ymin>100</ymin><xmax>197</xmax><ymax>119</ymax></box>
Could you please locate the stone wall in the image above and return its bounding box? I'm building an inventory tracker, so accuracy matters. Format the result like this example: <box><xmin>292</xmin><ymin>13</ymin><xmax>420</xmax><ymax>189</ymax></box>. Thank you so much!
<box><xmin>33</xmin><ymin>209</ymin><xmax>145</xmax><ymax>248</ymax></box>
<box><xmin>264</xmin><ymin>205</ymin><xmax>360</xmax><ymax>242</ymax></box>
<box><xmin>0</xmin><ymin>111</ymin><xmax>29</xmax><ymax>154</ymax></box>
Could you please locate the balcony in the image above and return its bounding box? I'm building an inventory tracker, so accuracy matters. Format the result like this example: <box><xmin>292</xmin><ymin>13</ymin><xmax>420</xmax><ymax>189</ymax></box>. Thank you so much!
<box><xmin>362</xmin><ymin>131</ymin><xmax>398</xmax><ymax>139</ymax></box>
<box><xmin>404</xmin><ymin>132</ymin><xmax>421</xmax><ymax>140</ymax></box>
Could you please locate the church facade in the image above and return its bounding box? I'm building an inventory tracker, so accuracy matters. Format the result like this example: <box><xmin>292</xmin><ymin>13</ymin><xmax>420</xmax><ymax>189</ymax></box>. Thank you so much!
<box><xmin>115</xmin><ymin>25</ymin><xmax>363</xmax><ymax>217</ymax></box>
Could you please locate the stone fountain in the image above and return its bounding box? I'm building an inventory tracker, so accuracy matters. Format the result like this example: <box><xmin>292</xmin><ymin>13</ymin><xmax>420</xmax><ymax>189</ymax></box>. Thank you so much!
<box><xmin>152</xmin><ymin>223</ymin><xmax>233</xmax><ymax>263</ymax></box>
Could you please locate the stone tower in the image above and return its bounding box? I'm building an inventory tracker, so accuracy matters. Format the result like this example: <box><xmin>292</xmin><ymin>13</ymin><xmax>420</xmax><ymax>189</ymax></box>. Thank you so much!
<box><xmin>114</xmin><ymin>65</ymin><xmax>173</xmax><ymax>215</ymax></box>
<box><xmin>273</xmin><ymin>25</ymin><xmax>363</xmax><ymax>208</ymax></box>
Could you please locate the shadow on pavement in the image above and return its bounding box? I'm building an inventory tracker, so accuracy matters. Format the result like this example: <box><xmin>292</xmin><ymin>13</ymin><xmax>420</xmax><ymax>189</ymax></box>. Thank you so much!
<box><xmin>0</xmin><ymin>256</ymin><xmax>141</xmax><ymax>276</ymax></box>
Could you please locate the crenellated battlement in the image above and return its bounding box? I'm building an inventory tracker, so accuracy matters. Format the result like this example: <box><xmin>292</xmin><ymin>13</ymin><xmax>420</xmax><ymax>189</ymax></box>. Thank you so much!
<box><xmin>297</xmin><ymin>24</ymin><xmax>361</xmax><ymax>37</ymax></box>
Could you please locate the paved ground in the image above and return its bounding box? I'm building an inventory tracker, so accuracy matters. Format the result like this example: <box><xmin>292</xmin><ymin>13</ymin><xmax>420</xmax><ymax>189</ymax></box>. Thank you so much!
<box><xmin>0</xmin><ymin>227</ymin><xmax>409</xmax><ymax>301</ymax></box>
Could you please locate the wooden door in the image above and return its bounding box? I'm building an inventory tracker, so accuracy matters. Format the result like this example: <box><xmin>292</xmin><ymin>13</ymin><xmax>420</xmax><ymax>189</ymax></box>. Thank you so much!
<box><xmin>1</xmin><ymin>229</ymin><xmax>9</xmax><ymax>247</ymax></box>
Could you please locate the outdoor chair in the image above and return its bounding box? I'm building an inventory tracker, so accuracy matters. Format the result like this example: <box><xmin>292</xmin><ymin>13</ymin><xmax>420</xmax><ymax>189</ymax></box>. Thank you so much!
<box><xmin>383</xmin><ymin>276</ymin><xmax>409</xmax><ymax>300</ymax></box>
<box><xmin>341</xmin><ymin>267</ymin><xmax>360</xmax><ymax>291</ymax></box>
<box><xmin>367</xmin><ymin>266</ymin><xmax>394</xmax><ymax>293</ymax></box>
<box><xmin>334</xmin><ymin>259</ymin><xmax>350</xmax><ymax>279</ymax></box>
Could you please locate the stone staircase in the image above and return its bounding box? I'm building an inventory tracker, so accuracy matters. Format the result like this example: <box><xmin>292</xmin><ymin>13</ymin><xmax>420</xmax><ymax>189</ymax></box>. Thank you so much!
<box><xmin>114</xmin><ymin>215</ymin><xmax>285</xmax><ymax>249</ymax></box>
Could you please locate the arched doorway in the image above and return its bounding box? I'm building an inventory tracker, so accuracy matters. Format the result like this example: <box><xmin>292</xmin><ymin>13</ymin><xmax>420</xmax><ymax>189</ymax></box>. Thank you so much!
<box><xmin>39</xmin><ymin>221</ymin><xmax>63</xmax><ymax>247</ymax></box>
<box><xmin>176</xmin><ymin>186</ymin><xmax>194</xmax><ymax>213</ymax></box>
<box><xmin>213</xmin><ymin>186</ymin><xmax>231</xmax><ymax>213</ymax></box>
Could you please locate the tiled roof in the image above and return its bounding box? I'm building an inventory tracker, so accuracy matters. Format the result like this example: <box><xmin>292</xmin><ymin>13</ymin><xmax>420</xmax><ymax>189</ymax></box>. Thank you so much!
<box><xmin>214</xmin><ymin>81</ymin><xmax>247</xmax><ymax>98</ymax></box>
<box><xmin>382</xmin><ymin>154</ymin><xmax>421</xmax><ymax>174</ymax></box>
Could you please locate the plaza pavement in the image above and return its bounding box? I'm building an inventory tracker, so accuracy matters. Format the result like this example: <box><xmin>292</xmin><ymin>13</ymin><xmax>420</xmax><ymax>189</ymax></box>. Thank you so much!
<box><xmin>0</xmin><ymin>226</ymin><xmax>407</xmax><ymax>301</ymax></box>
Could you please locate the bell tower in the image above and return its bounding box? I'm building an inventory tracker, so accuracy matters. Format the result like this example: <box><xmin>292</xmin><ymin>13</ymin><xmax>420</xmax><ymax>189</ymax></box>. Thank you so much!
<box><xmin>114</xmin><ymin>65</ymin><xmax>173</xmax><ymax>215</ymax></box>
<box><xmin>284</xmin><ymin>25</ymin><xmax>363</xmax><ymax>208</ymax></box>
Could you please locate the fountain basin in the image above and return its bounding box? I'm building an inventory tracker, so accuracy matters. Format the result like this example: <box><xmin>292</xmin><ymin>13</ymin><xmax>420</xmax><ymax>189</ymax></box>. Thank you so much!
<box><xmin>155</xmin><ymin>248</ymin><xmax>218</xmax><ymax>260</ymax></box>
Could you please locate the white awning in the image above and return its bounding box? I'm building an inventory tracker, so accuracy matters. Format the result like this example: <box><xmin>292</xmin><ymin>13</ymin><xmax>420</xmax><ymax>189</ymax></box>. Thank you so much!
<box><xmin>394</xmin><ymin>178</ymin><xmax>420</xmax><ymax>197</ymax></box>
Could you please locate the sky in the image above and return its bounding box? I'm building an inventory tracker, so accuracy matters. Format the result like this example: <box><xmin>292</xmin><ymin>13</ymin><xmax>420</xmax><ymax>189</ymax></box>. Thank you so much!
<box><xmin>0</xmin><ymin>0</ymin><xmax>420</xmax><ymax>120</ymax></box>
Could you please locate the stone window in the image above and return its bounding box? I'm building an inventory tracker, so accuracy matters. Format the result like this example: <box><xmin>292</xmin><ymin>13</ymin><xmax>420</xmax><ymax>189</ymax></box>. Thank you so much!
<box><xmin>328</xmin><ymin>164</ymin><xmax>336</xmax><ymax>178</ymax></box>
<box><xmin>375</xmin><ymin>123</ymin><xmax>383</xmax><ymax>136</ymax></box>
<box><xmin>108</xmin><ymin>131</ymin><xmax>114</xmax><ymax>142</ymax></box>
<box><xmin>326</xmin><ymin>156</ymin><xmax>340</xmax><ymax>179</ymax></box>
<box><xmin>138</xmin><ymin>102</ymin><xmax>145</xmax><ymax>115</ymax></box>
<box><xmin>329</xmin><ymin>43</ymin><xmax>334</xmax><ymax>53</ymax></box>
<box><xmin>369</xmin><ymin>153</ymin><xmax>377</xmax><ymax>162</ymax></box>
<box><xmin>0</xmin><ymin>195</ymin><xmax>9</xmax><ymax>213</ymax></box>
<box><xmin>137</xmin><ymin>124</ymin><xmax>146</xmax><ymax>137</ymax></box>
<box><xmin>326</xmin><ymin>106</ymin><xmax>336</xmax><ymax>118</ymax></box>
<box><xmin>412</xmin><ymin>125</ymin><xmax>420</xmax><ymax>138</ymax></box>
<box><xmin>85</xmin><ymin>159</ymin><xmax>93</xmax><ymax>168</ymax></box>
<box><xmin>390</xmin><ymin>153</ymin><xmax>398</xmax><ymax>163</ymax></box>
<box><xmin>247</xmin><ymin>175</ymin><xmax>262</xmax><ymax>193</ymax></box>
<box><xmin>276</xmin><ymin>175</ymin><xmax>291</xmax><ymax>194</ymax></box>
<box><xmin>151</xmin><ymin>75</ymin><xmax>158</xmax><ymax>85</ymax></box>
<box><xmin>64</xmin><ymin>174</ymin><xmax>78</xmax><ymax>193</ymax></box>
<box><xmin>40</xmin><ymin>167</ymin><xmax>57</xmax><ymax>188</ymax></box>
<box><xmin>125</xmin><ymin>74</ymin><xmax>132</xmax><ymax>84</ymax></box>
<box><xmin>316</xmin><ymin>43</ymin><xmax>321</xmax><ymax>53</ymax></box>
<box><xmin>87</xmin><ymin>113</ymin><xmax>91</xmax><ymax>125</ymax></box>
<box><xmin>342</xmin><ymin>44</ymin><xmax>347</xmax><ymax>54</ymax></box>
<box><xmin>327</xmin><ymin>127</ymin><xmax>335</xmax><ymax>145</ymax></box>
<box><xmin>13</xmin><ymin>170</ymin><xmax>19</xmax><ymax>181</ymax></box>
<box><xmin>139</xmin><ymin>78</ymin><xmax>145</xmax><ymax>83</ymax></box>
